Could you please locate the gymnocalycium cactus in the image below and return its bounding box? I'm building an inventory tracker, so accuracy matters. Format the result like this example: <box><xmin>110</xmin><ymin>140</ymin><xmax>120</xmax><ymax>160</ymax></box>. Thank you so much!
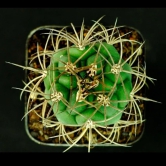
<box><xmin>44</xmin><ymin>39</ymin><xmax>133</xmax><ymax>126</ymax></box>
<box><xmin>7</xmin><ymin>16</ymin><xmax>159</xmax><ymax>152</ymax></box>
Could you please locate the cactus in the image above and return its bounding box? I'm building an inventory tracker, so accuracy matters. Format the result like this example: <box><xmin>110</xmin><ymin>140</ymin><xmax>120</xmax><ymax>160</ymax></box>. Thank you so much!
<box><xmin>7</xmin><ymin>16</ymin><xmax>159</xmax><ymax>152</ymax></box>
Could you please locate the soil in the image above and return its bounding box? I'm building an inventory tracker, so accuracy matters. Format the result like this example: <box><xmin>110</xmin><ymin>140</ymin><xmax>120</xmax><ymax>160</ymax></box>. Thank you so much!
<box><xmin>25</xmin><ymin>25</ymin><xmax>145</xmax><ymax>147</ymax></box>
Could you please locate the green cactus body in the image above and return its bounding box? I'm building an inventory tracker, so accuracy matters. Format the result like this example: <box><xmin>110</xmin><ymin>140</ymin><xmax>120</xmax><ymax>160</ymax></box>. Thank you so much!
<box><xmin>43</xmin><ymin>42</ymin><xmax>132</xmax><ymax>126</ymax></box>
<box><xmin>44</xmin><ymin>62</ymin><xmax>60</xmax><ymax>90</ymax></box>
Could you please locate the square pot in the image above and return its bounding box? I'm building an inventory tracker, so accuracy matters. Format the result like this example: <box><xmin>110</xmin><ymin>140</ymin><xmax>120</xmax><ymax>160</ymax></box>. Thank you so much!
<box><xmin>24</xmin><ymin>23</ymin><xmax>146</xmax><ymax>152</ymax></box>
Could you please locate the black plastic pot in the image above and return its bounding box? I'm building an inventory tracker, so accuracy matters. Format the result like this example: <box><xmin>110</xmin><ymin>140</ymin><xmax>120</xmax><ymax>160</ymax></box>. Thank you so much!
<box><xmin>24</xmin><ymin>25</ymin><xmax>146</xmax><ymax>149</ymax></box>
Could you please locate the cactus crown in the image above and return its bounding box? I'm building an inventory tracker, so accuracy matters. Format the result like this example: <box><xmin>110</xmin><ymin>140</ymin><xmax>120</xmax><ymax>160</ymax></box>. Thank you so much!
<box><xmin>7</xmin><ymin>16</ymin><xmax>159</xmax><ymax>152</ymax></box>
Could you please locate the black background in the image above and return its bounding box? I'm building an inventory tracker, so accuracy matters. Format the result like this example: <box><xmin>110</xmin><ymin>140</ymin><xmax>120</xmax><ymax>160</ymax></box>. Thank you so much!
<box><xmin>0</xmin><ymin>8</ymin><xmax>165</xmax><ymax>152</ymax></box>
